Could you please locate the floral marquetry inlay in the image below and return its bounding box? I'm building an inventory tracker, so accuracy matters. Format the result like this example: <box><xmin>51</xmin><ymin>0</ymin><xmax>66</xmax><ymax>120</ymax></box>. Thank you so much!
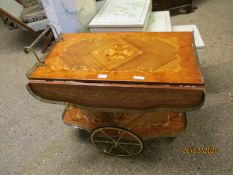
<box><xmin>63</xmin><ymin>106</ymin><xmax>187</xmax><ymax>140</ymax></box>
<box><xmin>55</xmin><ymin>36</ymin><xmax>180</xmax><ymax>72</ymax></box>
<box><xmin>91</xmin><ymin>39</ymin><xmax>143</xmax><ymax>70</ymax></box>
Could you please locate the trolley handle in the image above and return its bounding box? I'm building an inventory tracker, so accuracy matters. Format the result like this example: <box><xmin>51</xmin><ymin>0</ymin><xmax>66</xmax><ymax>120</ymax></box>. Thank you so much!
<box><xmin>23</xmin><ymin>25</ymin><xmax>62</xmax><ymax>65</ymax></box>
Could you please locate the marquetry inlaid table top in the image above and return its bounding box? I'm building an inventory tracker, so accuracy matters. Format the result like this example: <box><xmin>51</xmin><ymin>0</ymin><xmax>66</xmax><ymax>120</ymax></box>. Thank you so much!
<box><xmin>28</xmin><ymin>32</ymin><xmax>203</xmax><ymax>85</ymax></box>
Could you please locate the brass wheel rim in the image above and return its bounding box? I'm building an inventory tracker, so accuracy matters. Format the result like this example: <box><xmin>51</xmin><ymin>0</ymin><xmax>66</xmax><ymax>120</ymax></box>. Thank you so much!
<box><xmin>91</xmin><ymin>126</ymin><xmax>144</xmax><ymax>157</ymax></box>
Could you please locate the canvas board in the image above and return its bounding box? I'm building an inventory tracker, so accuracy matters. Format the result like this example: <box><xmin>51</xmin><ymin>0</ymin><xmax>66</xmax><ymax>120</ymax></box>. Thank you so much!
<box><xmin>89</xmin><ymin>0</ymin><xmax>151</xmax><ymax>28</ymax></box>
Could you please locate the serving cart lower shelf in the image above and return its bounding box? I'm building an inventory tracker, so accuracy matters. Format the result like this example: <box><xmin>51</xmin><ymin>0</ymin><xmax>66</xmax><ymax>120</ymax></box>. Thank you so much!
<box><xmin>63</xmin><ymin>105</ymin><xmax>187</xmax><ymax>156</ymax></box>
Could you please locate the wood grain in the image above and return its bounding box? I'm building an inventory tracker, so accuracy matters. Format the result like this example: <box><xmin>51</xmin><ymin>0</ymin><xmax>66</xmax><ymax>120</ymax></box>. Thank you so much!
<box><xmin>28</xmin><ymin>32</ymin><xmax>204</xmax><ymax>85</ymax></box>
<box><xmin>63</xmin><ymin>105</ymin><xmax>187</xmax><ymax>140</ymax></box>
<box><xmin>28</xmin><ymin>80</ymin><xmax>204</xmax><ymax>112</ymax></box>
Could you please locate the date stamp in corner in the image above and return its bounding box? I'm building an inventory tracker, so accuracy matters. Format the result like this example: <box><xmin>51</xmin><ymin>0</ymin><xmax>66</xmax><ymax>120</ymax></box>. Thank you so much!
<box><xmin>182</xmin><ymin>147</ymin><xmax>218</xmax><ymax>154</ymax></box>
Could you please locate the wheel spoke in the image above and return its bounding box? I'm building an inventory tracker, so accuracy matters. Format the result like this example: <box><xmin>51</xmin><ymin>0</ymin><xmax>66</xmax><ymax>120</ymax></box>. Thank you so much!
<box><xmin>116</xmin><ymin>131</ymin><xmax>126</xmax><ymax>142</ymax></box>
<box><xmin>95</xmin><ymin>141</ymin><xmax>115</xmax><ymax>154</ymax></box>
<box><xmin>106</xmin><ymin>144</ymin><xmax>116</xmax><ymax>153</ymax></box>
<box><xmin>100</xmin><ymin>129</ymin><xmax>116</xmax><ymax>142</ymax></box>
<box><xmin>98</xmin><ymin>144</ymin><xmax>111</xmax><ymax>153</ymax></box>
<box><xmin>118</xmin><ymin>144</ymin><xmax>132</xmax><ymax>155</ymax></box>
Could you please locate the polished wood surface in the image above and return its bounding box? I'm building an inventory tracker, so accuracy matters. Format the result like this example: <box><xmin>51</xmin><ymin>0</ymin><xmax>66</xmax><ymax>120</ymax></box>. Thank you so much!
<box><xmin>28</xmin><ymin>32</ymin><xmax>203</xmax><ymax>85</ymax></box>
<box><xmin>28</xmin><ymin>80</ymin><xmax>204</xmax><ymax>112</ymax></box>
<box><xmin>63</xmin><ymin>105</ymin><xmax>186</xmax><ymax>140</ymax></box>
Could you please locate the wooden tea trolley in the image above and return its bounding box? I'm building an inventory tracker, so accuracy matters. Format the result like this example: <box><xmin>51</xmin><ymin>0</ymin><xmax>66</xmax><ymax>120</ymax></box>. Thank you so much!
<box><xmin>25</xmin><ymin>28</ymin><xmax>205</xmax><ymax>156</ymax></box>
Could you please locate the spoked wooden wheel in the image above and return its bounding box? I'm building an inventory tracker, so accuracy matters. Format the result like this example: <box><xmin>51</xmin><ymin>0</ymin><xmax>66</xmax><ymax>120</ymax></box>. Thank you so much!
<box><xmin>91</xmin><ymin>126</ymin><xmax>144</xmax><ymax>157</ymax></box>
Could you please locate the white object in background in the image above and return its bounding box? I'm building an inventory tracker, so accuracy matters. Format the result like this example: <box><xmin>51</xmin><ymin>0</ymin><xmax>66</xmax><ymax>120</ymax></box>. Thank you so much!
<box><xmin>41</xmin><ymin>0</ymin><xmax>96</xmax><ymax>34</ymax></box>
<box><xmin>75</xmin><ymin>0</ymin><xmax>96</xmax><ymax>31</ymax></box>
<box><xmin>146</xmin><ymin>11</ymin><xmax>172</xmax><ymax>32</ymax></box>
<box><xmin>89</xmin><ymin>0</ymin><xmax>151</xmax><ymax>32</ymax></box>
<box><xmin>41</xmin><ymin>0</ymin><xmax>65</xmax><ymax>35</ymax></box>
<box><xmin>172</xmin><ymin>25</ymin><xmax>205</xmax><ymax>49</ymax></box>
<box><xmin>96</xmin><ymin>0</ymin><xmax>106</xmax><ymax>12</ymax></box>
